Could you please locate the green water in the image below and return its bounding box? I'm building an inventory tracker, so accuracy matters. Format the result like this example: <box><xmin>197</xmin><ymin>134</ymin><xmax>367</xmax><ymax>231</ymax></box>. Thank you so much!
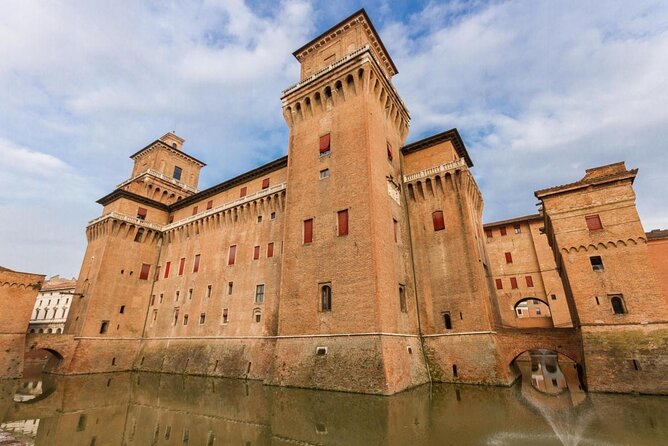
<box><xmin>1</xmin><ymin>371</ymin><xmax>666</xmax><ymax>445</ymax></box>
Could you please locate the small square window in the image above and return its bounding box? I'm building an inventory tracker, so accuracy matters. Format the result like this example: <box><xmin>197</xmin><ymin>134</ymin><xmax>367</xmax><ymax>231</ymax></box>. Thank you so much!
<box><xmin>485</xmin><ymin>229</ymin><xmax>493</xmax><ymax>238</ymax></box>
<box><xmin>513</xmin><ymin>224</ymin><xmax>521</xmax><ymax>234</ymax></box>
<box><xmin>262</xmin><ymin>178</ymin><xmax>270</xmax><ymax>189</ymax></box>
<box><xmin>590</xmin><ymin>256</ymin><xmax>604</xmax><ymax>271</ymax></box>
<box><xmin>500</xmin><ymin>227</ymin><xmax>507</xmax><ymax>236</ymax></box>
<box><xmin>257</xmin><ymin>215</ymin><xmax>263</xmax><ymax>223</ymax></box>
<box><xmin>586</xmin><ymin>214</ymin><xmax>603</xmax><ymax>231</ymax></box>
<box><xmin>320</xmin><ymin>169</ymin><xmax>329</xmax><ymax>179</ymax></box>
<box><xmin>270</xmin><ymin>212</ymin><xmax>276</xmax><ymax>220</ymax></box>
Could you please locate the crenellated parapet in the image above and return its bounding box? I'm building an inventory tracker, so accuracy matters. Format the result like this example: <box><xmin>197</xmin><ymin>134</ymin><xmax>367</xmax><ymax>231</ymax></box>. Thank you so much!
<box><xmin>282</xmin><ymin>47</ymin><xmax>409</xmax><ymax>137</ymax></box>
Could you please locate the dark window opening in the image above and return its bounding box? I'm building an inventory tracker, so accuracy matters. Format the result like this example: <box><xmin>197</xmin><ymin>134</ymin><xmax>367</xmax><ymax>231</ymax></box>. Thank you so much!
<box><xmin>452</xmin><ymin>364</ymin><xmax>458</xmax><ymax>377</ymax></box>
<box><xmin>386</xmin><ymin>142</ymin><xmax>393</xmax><ymax>161</ymax></box>
<box><xmin>207</xmin><ymin>285</ymin><xmax>212</xmax><ymax>298</ymax></box>
<box><xmin>134</xmin><ymin>228</ymin><xmax>144</xmax><ymax>242</ymax></box>
<box><xmin>253</xmin><ymin>309</ymin><xmax>261</xmax><ymax>323</ymax></box>
<box><xmin>228</xmin><ymin>245</ymin><xmax>237</xmax><ymax>265</ymax></box>
<box><xmin>199</xmin><ymin>313</ymin><xmax>206</xmax><ymax>324</ymax></box>
<box><xmin>111</xmin><ymin>357</ymin><xmax>116</xmax><ymax>366</ymax></box>
<box><xmin>316</xmin><ymin>346</ymin><xmax>327</xmax><ymax>356</ymax></box>
<box><xmin>173</xmin><ymin>166</ymin><xmax>182</xmax><ymax>181</ymax></box>
<box><xmin>222</xmin><ymin>308</ymin><xmax>229</xmax><ymax>324</ymax></box>
<box><xmin>590</xmin><ymin>256</ymin><xmax>604</xmax><ymax>271</ymax></box>
<box><xmin>485</xmin><ymin>229</ymin><xmax>493</xmax><ymax>238</ymax></box>
<box><xmin>77</xmin><ymin>415</ymin><xmax>87</xmax><ymax>432</ymax></box>
<box><xmin>595</xmin><ymin>296</ymin><xmax>600</xmax><ymax>305</ymax></box>
<box><xmin>500</xmin><ymin>226</ymin><xmax>507</xmax><ymax>236</ymax></box>
<box><xmin>443</xmin><ymin>312</ymin><xmax>452</xmax><ymax>330</ymax></box>
<box><xmin>183</xmin><ymin>314</ymin><xmax>189</xmax><ymax>325</ymax></box>
<box><xmin>99</xmin><ymin>320</ymin><xmax>109</xmax><ymax>334</ymax></box>
<box><xmin>228</xmin><ymin>281</ymin><xmax>233</xmax><ymax>295</ymax></box>
<box><xmin>139</xmin><ymin>263</ymin><xmax>151</xmax><ymax>280</ymax></box>
<box><xmin>399</xmin><ymin>285</ymin><xmax>407</xmax><ymax>313</ymax></box>
<box><xmin>611</xmin><ymin>295</ymin><xmax>626</xmax><ymax>314</ymax></box>
<box><xmin>119</xmin><ymin>305</ymin><xmax>125</xmax><ymax>314</ymax></box>
<box><xmin>631</xmin><ymin>359</ymin><xmax>641</xmax><ymax>371</ymax></box>
<box><xmin>321</xmin><ymin>284</ymin><xmax>332</xmax><ymax>312</ymax></box>
<box><xmin>393</xmin><ymin>219</ymin><xmax>399</xmax><ymax>243</ymax></box>
<box><xmin>551</xmin><ymin>294</ymin><xmax>557</xmax><ymax>300</ymax></box>
<box><xmin>514</xmin><ymin>224</ymin><xmax>521</xmax><ymax>234</ymax></box>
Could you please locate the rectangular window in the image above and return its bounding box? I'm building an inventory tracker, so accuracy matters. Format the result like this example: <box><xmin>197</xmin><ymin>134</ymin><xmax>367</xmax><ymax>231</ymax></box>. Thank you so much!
<box><xmin>139</xmin><ymin>263</ymin><xmax>151</xmax><ymax>280</ymax></box>
<box><xmin>183</xmin><ymin>314</ymin><xmax>189</xmax><ymax>325</ymax></box>
<box><xmin>207</xmin><ymin>285</ymin><xmax>212</xmax><ymax>298</ymax></box>
<box><xmin>505</xmin><ymin>252</ymin><xmax>513</xmax><ymax>263</ymax></box>
<box><xmin>319</xmin><ymin>133</ymin><xmax>331</xmax><ymax>154</ymax></box>
<box><xmin>99</xmin><ymin>320</ymin><xmax>109</xmax><ymax>334</ymax></box>
<box><xmin>134</xmin><ymin>228</ymin><xmax>144</xmax><ymax>242</ymax></box>
<box><xmin>164</xmin><ymin>261</ymin><xmax>171</xmax><ymax>278</ymax></box>
<box><xmin>399</xmin><ymin>285</ymin><xmax>407</xmax><ymax>313</ymax></box>
<box><xmin>240</xmin><ymin>187</ymin><xmax>247</xmax><ymax>198</ymax></box>
<box><xmin>178</xmin><ymin>258</ymin><xmax>185</xmax><ymax>276</ymax></box>
<box><xmin>152</xmin><ymin>309</ymin><xmax>158</xmax><ymax>324</ymax></box>
<box><xmin>199</xmin><ymin>313</ymin><xmax>206</xmax><ymax>325</ymax></box>
<box><xmin>155</xmin><ymin>266</ymin><xmax>161</xmax><ymax>281</ymax></box>
<box><xmin>337</xmin><ymin>209</ymin><xmax>349</xmax><ymax>236</ymax></box>
<box><xmin>222</xmin><ymin>308</ymin><xmax>229</xmax><ymax>324</ymax></box>
<box><xmin>175</xmin><ymin>290</ymin><xmax>180</xmax><ymax>301</ymax></box>
<box><xmin>386</xmin><ymin>142</ymin><xmax>393</xmax><ymax>161</ymax></box>
<box><xmin>304</xmin><ymin>219</ymin><xmax>313</xmax><ymax>244</ymax></box>
<box><xmin>192</xmin><ymin>206</ymin><xmax>198</xmax><ymax>216</ymax></box>
<box><xmin>255</xmin><ymin>284</ymin><xmax>265</xmax><ymax>304</ymax></box>
<box><xmin>514</xmin><ymin>224</ymin><xmax>521</xmax><ymax>234</ymax></box>
<box><xmin>193</xmin><ymin>254</ymin><xmax>200</xmax><ymax>273</ymax></box>
<box><xmin>228</xmin><ymin>245</ymin><xmax>237</xmax><ymax>265</ymax></box>
<box><xmin>173</xmin><ymin>166</ymin><xmax>182</xmax><ymax>181</ymax></box>
<box><xmin>510</xmin><ymin>277</ymin><xmax>518</xmax><ymax>289</ymax></box>
<box><xmin>137</xmin><ymin>207</ymin><xmax>147</xmax><ymax>220</ymax></box>
<box><xmin>393</xmin><ymin>219</ymin><xmax>399</xmax><ymax>243</ymax></box>
<box><xmin>253</xmin><ymin>245</ymin><xmax>260</xmax><ymax>260</ymax></box>
<box><xmin>270</xmin><ymin>212</ymin><xmax>276</xmax><ymax>220</ymax></box>
<box><xmin>151</xmin><ymin>295</ymin><xmax>156</xmax><ymax>306</ymax></box>
<box><xmin>173</xmin><ymin>308</ymin><xmax>179</xmax><ymax>325</ymax></box>
<box><xmin>188</xmin><ymin>288</ymin><xmax>193</xmax><ymax>300</ymax></box>
<box><xmin>485</xmin><ymin>228</ymin><xmax>493</xmax><ymax>238</ymax></box>
<box><xmin>432</xmin><ymin>210</ymin><xmax>445</xmax><ymax>231</ymax></box>
<box><xmin>262</xmin><ymin>178</ymin><xmax>270</xmax><ymax>189</ymax></box>
<box><xmin>206</xmin><ymin>200</ymin><xmax>213</xmax><ymax>210</ymax></box>
<box><xmin>168</xmin><ymin>215</ymin><xmax>174</xmax><ymax>224</ymax></box>
<box><xmin>500</xmin><ymin>226</ymin><xmax>507</xmax><ymax>236</ymax></box>
<box><xmin>267</xmin><ymin>242</ymin><xmax>274</xmax><ymax>258</ymax></box>
<box><xmin>586</xmin><ymin>214</ymin><xmax>603</xmax><ymax>231</ymax></box>
<box><xmin>526</xmin><ymin>276</ymin><xmax>534</xmax><ymax>287</ymax></box>
<box><xmin>320</xmin><ymin>169</ymin><xmax>329</xmax><ymax>179</ymax></box>
<box><xmin>590</xmin><ymin>255</ymin><xmax>604</xmax><ymax>271</ymax></box>
<box><xmin>495</xmin><ymin>278</ymin><xmax>503</xmax><ymax>290</ymax></box>
<box><xmin>227</xmin><ymin>281</ymin><xmax>233</xmax><ymax>295</ymax></box>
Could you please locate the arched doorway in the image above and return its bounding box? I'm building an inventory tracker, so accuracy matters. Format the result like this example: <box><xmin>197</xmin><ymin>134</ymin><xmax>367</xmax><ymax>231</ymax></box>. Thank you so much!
<box><xmin>23</xmin><ymin>348</ymin><xmax>64</xmax><ymax>376</ymax></box>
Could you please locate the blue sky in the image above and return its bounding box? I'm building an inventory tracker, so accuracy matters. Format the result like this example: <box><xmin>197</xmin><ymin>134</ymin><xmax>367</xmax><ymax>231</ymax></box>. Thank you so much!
<box><xmin>1</xmin><ymin>0</ymin><xmax>667</xmax><ymax>278</ymax></box>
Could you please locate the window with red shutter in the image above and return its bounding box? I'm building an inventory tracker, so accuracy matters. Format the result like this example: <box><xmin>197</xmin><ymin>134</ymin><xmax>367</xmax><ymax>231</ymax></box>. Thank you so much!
<box><xmin>510</xmin><ymin>277</ymin><xmax>518</xmax><ymax>289</ymax></box>
<box><xmin>500</xmin><ymin>226</ymin><xmax>507</xmax><ymax>236</ymax></box>
<box><xmin>432</xmin><ymin>210</ymin><xmax>445</xmax><ymax>231</ymax></box>
<box><xmin>267</xmin><ymin>242</ymin><xmax>274</xmax><ymax>258</ymax></box>
<box><xmin>178</xmin><ymin>258</ymin><xmax>185</xmax><ymax>276</ymax></box>
<box><xmin>137</xmin><ymin>207</ymin><xmax>147</xmax><ymax>220</ymax></box>
<box><xmin>505</xmin><ymin>252</ymin><xmax>513</xmax><ymax>264</ymax></box>
<box><xmin>526</xmin><ymin>276</ymin><xmax>534</xmax><ymax>287</ymax></box>
<box><xmin>206</xmin><ymin>200</ymin><xmax>213</xmax><ymax>210</ymax></box>
<box><xmin>338</xmin><ymin>209</ymin><xmax>349</xmax><ymax>236</ymax></box>
<box><xmin>168</xmin><ymin>215</ymin><xmax>174</xmax><ymax>224</ymax></box>
<box><xmin>192</xmin><ymin>206</ymin><xmax>198</xmax><ymax>216</ymax></box>
<box><xmin>386</xmin><ymin>142</ymin><xmax>393</xmax><ymax>161</ymax></box>
<box><xmin>319</xmin><ymin>133</ymin><xmax>331</xmax><ymax>154</ymax></box>
<box><xmin>304</xmin><ymin>219</ymin><xmax>313</xmax><ymax>243</ymax></box>
<box><xmin>164</xmin><ymin>261</ymin><xmax>171</xmax><ymax>278</ymax></box>
<box><xmin>240</xmin><ymin>187</ymin><xmax>247</xmax><ymax>198</ymax></box>
<box><xmin>228</xmin><ymin>245</ymin><xmax>237</xmax><ymax>265</ymax></box>
<box><xmin>495</xmin><ymin>279</ymin><xmax>503</xmax><ymax>290</ymax></box>
<box><xmin>262</xmin><ymin>178</ymin><xmax>270</xmax><ymax>189</ymax></box>
<box><xmin>193</xmin><ymin>254</ymin><xmax>200</xmax><ymax>273</ymax></box>
<box><xmin>485</xmin><ymin>229</ymin><xmax>493</xmax><ymax>238</ymax></box>
<box><xmin>585</xmin><ymin>214</ymin><xmax>603</xmax><ymax>230</ymax></box>
<box><xmin>253</xmin><ymin>246</ymin><xmax>260</xmax><ymax>260</ymax></box>
<box><xmin>139</xmin><ymin>263</ymin><xmax>151</xmax><ymax>280</ymax></box>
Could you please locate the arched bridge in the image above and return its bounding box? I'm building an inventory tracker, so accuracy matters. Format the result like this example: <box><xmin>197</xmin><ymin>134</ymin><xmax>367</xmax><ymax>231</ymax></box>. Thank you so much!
<box><xmin>24</xmin><ymin>333</ymin><xmax>77</xmax><ymax>373</ymax></box>
<box><xmin>495</xmin><ymin>328</ymin><xmax>583</xmax><ymax>365</ymax></box>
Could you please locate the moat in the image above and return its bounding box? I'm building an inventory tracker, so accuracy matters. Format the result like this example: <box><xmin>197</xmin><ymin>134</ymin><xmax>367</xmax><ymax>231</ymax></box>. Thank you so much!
<box><xmin>1</xmin><ymin>363</ymin><xmax>666</xmax><ymax>446</ymax></box>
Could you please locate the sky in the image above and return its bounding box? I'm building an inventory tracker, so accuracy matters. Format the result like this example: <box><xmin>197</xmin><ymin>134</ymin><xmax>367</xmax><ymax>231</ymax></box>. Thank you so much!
<box><xmin>1</xmin><ymin>0</ymin><xmax>667</xmax><ymax>278</ymax></box>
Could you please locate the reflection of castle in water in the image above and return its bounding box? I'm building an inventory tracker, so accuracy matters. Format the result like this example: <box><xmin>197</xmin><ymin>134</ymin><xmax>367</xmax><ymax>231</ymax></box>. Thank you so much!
<box><xmin>1</xmin><ymin>372</ymin><xmax>666</xmax><ymax>446</ymax></box>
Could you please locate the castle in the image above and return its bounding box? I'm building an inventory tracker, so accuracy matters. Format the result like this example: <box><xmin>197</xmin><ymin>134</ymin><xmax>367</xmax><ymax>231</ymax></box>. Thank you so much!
<box><xmin>8</xmin><ymin>9</ymin><xmax>666</xmax><ymax>395</ymax></box>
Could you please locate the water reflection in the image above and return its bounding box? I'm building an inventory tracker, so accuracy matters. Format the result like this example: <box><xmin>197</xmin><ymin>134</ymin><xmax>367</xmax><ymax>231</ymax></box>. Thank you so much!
<box><xmin>0</xmin><ymin>370</ymin><xmax>666</xmax><ymax>445</ymax></box>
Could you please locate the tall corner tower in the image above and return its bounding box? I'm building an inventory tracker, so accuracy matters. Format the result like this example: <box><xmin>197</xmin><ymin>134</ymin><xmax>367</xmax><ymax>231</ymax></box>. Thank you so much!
<box><xmin>271</xmin><ymin>9</ymin><xmax>429</xmax><ymax>394</ymax></box>
<box><xmin>64</xmin><ymin>133</ymin><xmax>204</xmax><ymax>374</ymax></box>
<box><xmin>535</xmin><ymin>162</ymin><xmax>668</xmax><ymax>394</ymax></box>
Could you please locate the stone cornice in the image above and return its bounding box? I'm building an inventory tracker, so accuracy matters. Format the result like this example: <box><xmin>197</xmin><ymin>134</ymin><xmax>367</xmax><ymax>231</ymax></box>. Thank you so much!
<box><xmin>130</xmin><ymin>140</ymin><xmax>206</xmax><ymax>167</ymax></box>
<box><xmin>96</xmin><ymin>189</ymin><xmax>170</xmax><ymax>210</ymax></box>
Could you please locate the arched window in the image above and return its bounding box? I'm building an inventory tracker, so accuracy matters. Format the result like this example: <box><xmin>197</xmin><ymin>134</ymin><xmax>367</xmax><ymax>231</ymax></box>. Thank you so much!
<box><xmin>611</xmin><ymin>295</ymin><xmax>626</xmax><ymax>314</ymax></box>
<box><xmin>47</xmin><ymin>328</ymin><xmax>52</xmax><ymax>334</ymax></box>
<box><xmin>253</xmin><ymin>308</ymin><xmax>262</xmax><ymax>323</ymax></box>
<box><xmin>56</xmin><ymin>328</ymin><xmax>62</xmax><ymax>334</ymax></box>
<box><xmin>321</xmin><ymin>284</ymin><xmax>332</xmax><ymax>312</ymax></box>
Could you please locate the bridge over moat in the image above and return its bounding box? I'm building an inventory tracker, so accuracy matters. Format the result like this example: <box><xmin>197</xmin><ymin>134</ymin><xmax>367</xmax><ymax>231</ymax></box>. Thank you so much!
<box><xmin>24</xmin><ymin>333</ymin><xmax>77</xmax><ymax>374</ymax></box>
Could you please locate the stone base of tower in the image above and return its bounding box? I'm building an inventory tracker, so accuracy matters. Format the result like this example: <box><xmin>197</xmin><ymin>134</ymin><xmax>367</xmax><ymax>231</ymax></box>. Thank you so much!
<box><xmin>582</xmin><ymin>324</ymin><xmax>668</xmax><ymax>395</ymax></box>
<box><xmin>134</xmin><ymin>338</ymin><xmax>275</xmax><ymax>380</ymax></box>
<box><xmin>63</xmin><ymin>338</ymin><xmax>142</xmax><ymax>374</ymax></box>
<box><xmin>422</xmin><ymin>333</ymin><xmax>515</xmax><ymax>385</ymax></box>
<box><xmin>0</xmin><ymin>334</ymin><xmax>27</xmax><ymax>378</ymax></box>
<box><xmin>268</xmin><ymin>335</ymin><xmax>429</xmax><ymax>395</ymax></box>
